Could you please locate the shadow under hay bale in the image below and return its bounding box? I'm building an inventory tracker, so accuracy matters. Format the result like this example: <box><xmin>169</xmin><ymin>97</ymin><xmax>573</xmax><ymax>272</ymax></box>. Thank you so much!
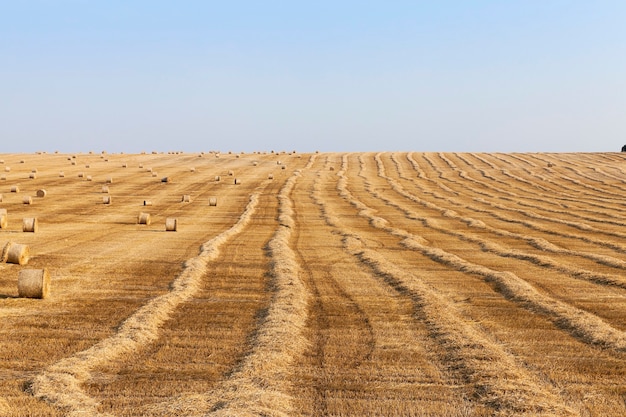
<box><xmin>18</xmin><ymin>269</ymin><xmax>50</xmax><ymax>299</ymax></box>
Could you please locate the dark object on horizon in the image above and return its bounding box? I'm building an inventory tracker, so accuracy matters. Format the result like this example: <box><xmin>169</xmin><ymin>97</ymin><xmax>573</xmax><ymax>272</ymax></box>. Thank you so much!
<box><xmin>622</xmin><ymin>144</ymin><xmax>626</xmax><ymax>152</ymax></box>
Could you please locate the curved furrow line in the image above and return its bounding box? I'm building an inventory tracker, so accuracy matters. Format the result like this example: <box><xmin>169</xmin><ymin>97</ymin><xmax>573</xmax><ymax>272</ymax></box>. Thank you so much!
<box><xmin>441</xmin><ymin>156</ymin><xmax>626</xmax><ymax>226</ymax></box>
<box><xmin>343</xmin><ymin>154</ymin><xmax>626</xmax><ymax>352</ymax></box>
<box><xmin>325</xmin><ymin>156</ymin><xmax>576</xmax><ymax>416</ymax></box>
<box><xmin>382</xmin><ymin>155</ymin><xmax>626</xmax><ymax>288</ymax></box>
<box><xmin>196</xmin><ymin>159</ymin><xmax>314</xmax><ymax>417</ymax></box>
<box><xmin>30</xmin><ymin>191</ymin><xmax>262</xmax><ymax>417</ymax></box>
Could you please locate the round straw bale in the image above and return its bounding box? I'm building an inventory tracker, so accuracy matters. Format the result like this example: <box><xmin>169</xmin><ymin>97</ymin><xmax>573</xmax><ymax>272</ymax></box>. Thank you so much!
<box><xmin>31</xmin><ymin>168</ymin><xmax>38</xmax><ymax>173</ymax></box>
<box><xmin>138</xmin><ymin>164</ymin><xmax>144</xmax><ymax>168</ymax></box>
<box><xmin>122</xmin><ymin>163</ymin><xmax>128</xmax><ymax>168</ymax></box>
<box><xmin>0</xmin><ymin>159</ymin><xmax>3</xmax><ymax>164</ymax></box>
<box><xmin>59</xmin><ymin>171</ymin><xmax>65</xmax><ymax>177</ymax></box>
<box><xmin>5</xmin><ymin>167</ymin><xmax>10</xmax><ymax>172</ymax></box>
<box><xmin>190</xmin><ymin>167</ymin><xmax>196</xmax><ymax>172</ymax></box>
<box><xmin>36</xmin><ymin>189</ymin><xmax>47</xmax><ymax>198</ymax></box>
<box><xmin>143</xmin><ymin>200</ymin><xmax>152</xmax><ymax>206</ymax></box>
<box><xmin>71</xmin><ymin>161</ymin><xmax>77</xmax><ymax>165</ymax></box>
<box><xmin>86</xmin><ymin>175</ymin><xmax>92</xmax><ymax>181</ymax></box>
<box><xmin>208</xmin><ymin>197</ymin><xmax>217</xmax><ymax>206</ymax></box>
<box><xmin>151</xmin><ymin>172</ymin><xmax>158</xmax><ymax>177</ymax></box>
<box><xmin>268</xmin><ymin>174</ymin><xmax>274</xmax><ymax>180</ymax></box>
<box><xmin>182</xmin><ymin>195</ymin><xmax>191</xmax><ymax>203</ymax></box>
<box><xmin>103</xmin><ymin>196</ymin><xmax>111</xmax><ymax>204</ymax></box>
<box><xmin>78</xmin><ymin>172</ymin><xmax>84</xmax><ymax>178</ymax></box>
<box><xmin>138</xmin><ymin>212</ymin><xmax>151</xmax><ymax>225</ymax></box>
<box><xmin>1</xmin><ymin>241</ymin><xmax>9</xmax><ymax>262</ymax></box>
<box><xmin>215</xmin><ymin>175</ymin><xmax>221</xmax><ymax>182</ymax></box>
<box><xmin>18</xmin><ymin>269</ymin><xmax>50</xmax><ymax>299</ymax></box>
<box><xmin>101</xmin><ymin>185</ymin><xmax>109</xmax><ymax>193</ymax></box>
<box><xmin>6</xmin><ymin>242</ymin><xmax>29</xmax><ymax>265</ymax></box>
<box><xmin>0</xmin><ymin>214</ymin><xmax>7</xmax><ymax>229</ymax></box>
<box><xmin>234</xmin><ymin>178</ymin><xmax>241</xmax><ymax>185</ymax></box>
<box><xmin>281</xmin><ymin>165</ymin><xmax>286</xmax><ymax>170</ymax></box>
<box><xmin>23</xmin><ymin>196</ymin><xmax>32</xmax><ymax>205</ymax></box>
<box><xmin>228</xmin><ymin>170</ymin><xmax>234</xmax><ymax>176</ymax></box>
<box><xmin>277</xmin><ymin>160</ymin><xmax>281</xmax><ymax>165</ymax></box>
<box><xmin>10</xmin><ymin>186</ymin><xmax>18</xmax><ymax>193</ymax></box>
<box><xmin>23</xmin><ymin>218</ymin><xmax>38</xmax><ymax>232</ymax></box>
<box><xmin>165</xmin><ymin>218</ymin><xmax>177</xmax><ymax>231</ymax></box>
<box><xmin>85</xmin><ymin>164</ymin><xmax>90</xmax><ymax>168</ymax></box>
<box><xmin>19</xmin><ymin>160</ymin><xmax>25</xmax><ymax>164</ymax></box>
<box><xmin>29</xmin><ymin>173</ymin><xmax>37</xmax><ymax>179</ymax></box>
<box><xmin>106</xmin><ymin>177</ymin><xmax>113</xmax><ymax>183</ymax></box>
<box><xmin>1</xmin><ymin>175</ymin><xmax>5</xmax><ymax>180</ymax></box>
<box><xmin>161</xmin><ymin>176</ymin><xmax>171</xmax><ymax>183</ymax></box>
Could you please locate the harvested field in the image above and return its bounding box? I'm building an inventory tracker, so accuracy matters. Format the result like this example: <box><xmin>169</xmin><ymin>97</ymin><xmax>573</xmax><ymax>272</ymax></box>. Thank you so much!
<box><xmin>1</xmin><ymin>151</ymin><xmax>626</xmax><ymax>416</ymax></box>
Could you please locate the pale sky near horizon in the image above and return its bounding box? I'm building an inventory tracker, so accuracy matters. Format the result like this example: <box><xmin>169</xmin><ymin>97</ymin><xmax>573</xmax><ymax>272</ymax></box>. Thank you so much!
<box><xmin>1</xmin><ymin>1</ymin><xmax>625</xmax><ymax>154</ymax></box>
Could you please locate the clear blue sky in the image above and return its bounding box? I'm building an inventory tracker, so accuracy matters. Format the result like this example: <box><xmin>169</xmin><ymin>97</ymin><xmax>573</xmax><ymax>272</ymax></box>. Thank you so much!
<box><xmin>1</xmin><ymin>1</ymin><xmax>625</xmax><ymax>153</ymax></box>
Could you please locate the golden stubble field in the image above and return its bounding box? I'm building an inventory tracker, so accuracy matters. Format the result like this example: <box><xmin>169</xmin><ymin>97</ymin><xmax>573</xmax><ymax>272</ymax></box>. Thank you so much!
<box><xmin>2</xmin><ymin>150</ymin><xmax>626</xmax><ymax>417</ymax></box>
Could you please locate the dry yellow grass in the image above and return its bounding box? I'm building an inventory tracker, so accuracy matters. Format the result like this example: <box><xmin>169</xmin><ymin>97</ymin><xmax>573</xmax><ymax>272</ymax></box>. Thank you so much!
<box><xmin>1</xmin><ymin>151</ymin><xmax>626</xmax><ymax>416</ymax></box>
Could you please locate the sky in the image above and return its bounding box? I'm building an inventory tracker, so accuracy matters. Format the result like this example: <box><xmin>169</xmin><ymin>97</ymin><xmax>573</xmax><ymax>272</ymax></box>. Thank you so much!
<box><xmin>1</xmin><ymin>1</ymin><xmax>625</xmax><ymax>154</ymax></box>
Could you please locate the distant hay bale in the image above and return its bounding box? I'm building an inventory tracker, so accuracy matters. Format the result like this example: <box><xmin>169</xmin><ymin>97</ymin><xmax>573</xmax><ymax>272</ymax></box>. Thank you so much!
<box><xmin>138</xmin><ymin>164</ymin><xmax>144</xmax><ymax>169</ymax></box>
<box><xmin>23</xmin><ymin>218</ymin><xmax>38</xmax><ymax>232</ymax></box>
<box><xmin>253</xmin><ymin>161</ymin><xmax>258</xmax><ymax>166</ymax></box>
<box><xmin>29</xmin><ymin>173</ymin><xmax>37</xmax><ymax>179</ymax></box>
<box><xmin>78</xmin><ymin>172</ymin><xmax>84</xmax><ymax>178</ymax></box>
<box><xmin>71</xmin><ymin>161</ymin><xmax>77</xmax><ymax>165</ymax></box>
<box><xmin>106</xmin><ymin>177</ymin><xmax>113</xmax><ymax>183</ymax></box>
<box><xmin>161</xmin><ymin>176</ymin><xmax>171</xmax><ymax>183</ymax></box>
<box><xmin>268</xmin><ymin>173</ymin><xmax>274</xmax><ymax>180</ymax></box>
<box><xmin>147</xmin><ymin>167</ymin><xmax>153</xmax><ymax>173</ymax></box>
<box><xmin>86</xmin><ymin>175</ymin><xmax>92</xmax><ymax>181</ymax></box>
<box><xmin>138</xmin><ymin>212</ymin><xmax>151</xmax><ymax>225</ymax></box>
<box><xmin>19</xmin><ymin>160</ymin><xmax>25</xmax><ymax>164</ymax></box>
<box><xmin>151</xmin><ymin>172</ymin><xmax>158</xmax><ymax>177</ymax></box>
<box><xmin>0</xmin><ymin>213</ymin><xmax>7</xmax><ymax>229</ymax></box>
<box><xmin>277</xmin><ymin>160</ymin><xmax>282</xmax><ymax>165</ymax></box>
<box><xmin>103</xmin><ymin>195</ymin><xmax>111</xmax><ymax>204</ymax></box>
<box><xmin>215</xmin><ymin>175</ymin><xmax>221</xmax><ymax>182</ymax></box>
<box><xmin>18</xmin><ymin>269</ymin><xmax>50</xmax><ymax>299</ymax></box>
<box><xmin>234</xmin><ymin>178</ymin><xmax>241</xmax><ymax>185</ymax></box>
<box><xmin>228</xmin><ymin>170</ymin><xmax>234</xmax><ymax>176</ymax></box>
<box><xmin>4</xmin><ymin>166</ymin><xmax>10</xmax><ymax>172</ymax></box>
<box><xmin>5</xmin><ymin>242</ymin><xmax>29</xmax><ymax>265</ymax></box>
<box><xmin>0</xmin><ymin>175</ymin><xmax>5</xmax><ymax>180</ymax></box>
<box><xmin>85</xmin><ymin>164</ymin><xmax>90</xmax><ymax>168</ymax></box>
<box><xmin>190</xmin><ymin>167</ymin><xmax>196</xmax><ymax>172</ymax></box>
<box><xmin>0</xmin><ymin>159</ymin><xmax>3</xmax><ymax>164</ymax></box>
<box><xmin>36</xmin><ymin>189</ymin><xmax>47</xmax><ymax>198</ymax></box>
<box><xmin>182</xmin><ymin>195</ymin><xmax>191</xmax><ymax>203</ymax></box>
<box><xmin>281</xmin><ymin>165</ymin><xmax>286</xmax><ymax>170</ymax></box>
<box><xmin>122</xmin><ymin>163</ymin><xmax>128</xmax><ymax>168</ymax></box>
<box><xmin>23</xmin><ymin>196</ymin><xmax>32</xmax><ymax>205</ymax></box>
<box><xmin>329</xmin><ymin>166</ymin><xmax>335</xmax><ymax>171</ymax></box>
<box><xmin>10</xmin><ymin>186</ymin><xmax>19</xmax><ymax>193</ymax></box>
<box><xmin>102</xmin><ymin>186</ymin><xmax>109</xmax><ymax>193</ymax></box>
<box><xmin>59</xmin><ymin>171</ymin><xmax>65</xmax><ymax>177</ymax></box>
<box><xmin>143</xmin><ymin>200</ymin><xmax>152</xmax><ymax>206</ymax></box>
<box><xmin>165</xmin><ymin>218</ymin><xmax>177</xmax><ymax>231</ymax></box>
<box><xmin>208</xmin><ymin>197</ymin><xmax>217</xmax><ymax>206</ymax></box>
<box><xmin>31</xmin><ymin>168</ymin><xmax>38</xmax><ymax>173</ymax></box>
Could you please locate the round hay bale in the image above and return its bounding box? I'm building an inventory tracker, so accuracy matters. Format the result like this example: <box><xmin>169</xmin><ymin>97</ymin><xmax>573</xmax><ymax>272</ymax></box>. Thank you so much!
<box><xmin>101</xmin><ymin>185</ymin><xmax>109</xmax><ymax>193</ymax></box>
<box><xmin>268</xmin><ymin>174</ymin><xmax>274</xmax><ymax>180</ymax></box>
<box><xmin>151</xmin><ymin>172</ymin><xmax>158</xmax><ymax>177</ymax></box>
<box><xmin>19</xmin><ymin>160</ymin><xmax>25</xmax><ymax>164</ymax></box>
<box><xmin>208</xmin><ymin>197</ymin><xmax>217</xmax><ymax>206</ymax></box>
<box><xmin>138</xmin><ymin>164</ymin><xmax>144</xmax><ymax>169</ymax></box>
<box><xmin>0</xmin><ymin>213</ymin><xmax>7</xmax><ymax>229</ymax></box>
<box><xmin>190</xmin><ymin>167</ymin><xmax>196</xmax><ymax>172</ymax></box>
<box><xmin>5</xmin><ymin>242</ymin><xmax>29</xmax><ymax>265</ymax></box>
<box><xmin>215</xmin><ymin>175</ymin><xmax>221</xmax><ymax>182</ymax></box>
<box><xmin>281</xmin><ymin>165</ymin><xmax>286</xmax><ymax>170</ymax></box>
<box><xmin>71</xmin><ymin>161</ymin><xmax>77</xmax><ymax>166</ymax></box>
<box><xmin>161</xmin><ymin>176</ymin><xmax>171</xmax><ymax>183</ymax></box>
<box><xmin>36</xmin><ymin>189</ymin><xmax>47</xmax><ymax>198</ymax></box>
<box><xmin>23</xmin><ymin>218</ymin><xmax>38</xmax><ymax>232</ymax></box>
<box><xmin>103</xmin><ymin>196</ymin><xmax>111</xmax><ymax>204</ymax></box>
<box><xmin>138</xmin><ymin>212</ymin><xmax>151</xmax><ymax>225</ymax></box>
<box><xmin>31</xmin><ymin>168</ymin><xmax>38</xmax><ymax>173</ymax></box>
<box><xmin>228</xmin><ymin>170</ymin><xmax>234</xmax><ymax>176</ymax></box>
<box><xmin>234</xmin><ymin>178</ymin><xmax>241</xmax><ymax>185</ymax></box>
<box><xmin>1</xmin><ymin>174</ymin><xmax>5</xmax><ymax>180</ymax></box>
<box><xmin>122</xmin><ymin>163</ymin><xmax>128</xmax><ymax>168</ymax></box>
<box><xmin>182</xmin><ymin>195</ymin><xmax>191</xmax><ymax>203</ymax></box>
<box><xmin>0</xmin><ymin>241</ymin><xmax>9</xmax><ymax>262</ymax></box>
<box><xmin>10</xmin><ymin>186</ymin><xmax>19</xmax><ymax>193</ymax></box>
<box><xmin>277</xmin><ymin>160</ymin><xmax>282</xmax><ymax>165</ymax></box>
<box><xmin>29</xmin><ymin>173</ymin><xmax>37</xmax><ymax>179</ymax></box>
<box><xmin>165</xmin><ymin>218</ymin><xmax>177</xmax><ymax>231</ymax></box>
<box><xmin>86</xmin><ymin>175</ymin><xmax>93</xmax><ymax>181</ymax></box>
<box><xmin>23</xmin><ymin>196</ymin><xmax>32</xmax><ymax>205</ymax></box>
<box><xmin>85</xmin><ymin>164</ymin><xmax>90</xmax><ymax>168</ymax></box>
<box><xmin>143</xmin><ymin>200</ymin><xmax>152</xmax><ymax>206</ymax></box>
<box><xmin>4</xmin><ymin>167</ymin><xmax>10</xmax><ymax>172</ymax></box>
<box><xmin>106</xmin><ymin>177</ymin><xmax>113</xmax><ymax>184</ymax></box>
<box><xmin>59</xmin><ymin>171</ymin><xmax>65</xmax><ymax>177</ymax></box>
<box><xmin>18</xmin><ymin>269</ymin><xmax>50</xmax><ymax>299</ymax></box>
<box><xmin>78</xmin><ymin>172</ymin><xmax>84</xmax><ymax>178</ymax></box>
<box><xmin>329</xmin><ymin>166</ymin><xmax>335</xmax><ymax>171</ymax></box>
